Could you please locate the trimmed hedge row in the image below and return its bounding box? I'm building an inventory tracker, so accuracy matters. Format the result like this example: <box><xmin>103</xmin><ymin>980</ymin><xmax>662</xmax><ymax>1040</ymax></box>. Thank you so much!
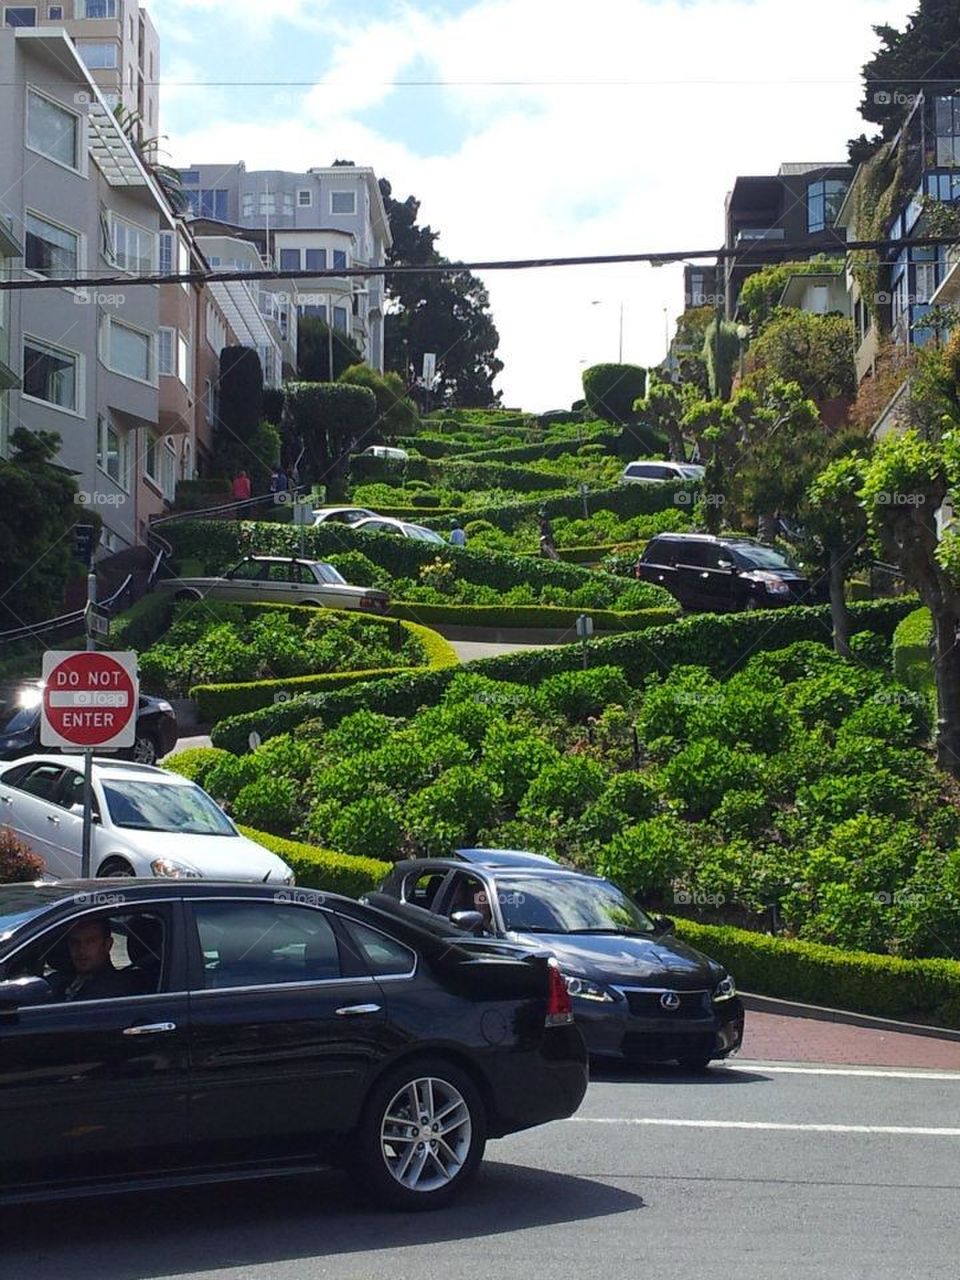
<box><xmin>161</xmin><ymin>519</ymin><xmax>645</xmax><ymax>593</ymax></box>
<box><xmin>104</xmin><ymin>592</ymin><xmax>176</xmax><ymax>652</ymax></box>
<box><xmin>389</xmin><ymin>602</ymin><xmax>677</xmax><ymax>633</ymax></box>
<box><xmin>422</xmin><ymin>480</ymin><xmax>697</xmax><ymax>534</ymax></box>
<box><xmin>237</xmin><ymin>826</ymin><xmax>389</xmax><ymax>898</ymax></box>
<box><xmin>674</xmin><ymin>919</ymin><xmax>960</xmax><ymax>1027</ymax></box>
<box><xmin>189</xmin><ymin>617</ymin><xmax>459</xmax><ymax>723</ymax></box>
<box><xmin>211</xmin><ymin>596</ymin><xmax>918</xmax><ymax>753</ymax></box>
<box><xmin>462</xmin><ymin>434</ymin><xmax>621</xmax><ymax>465</ymax></box>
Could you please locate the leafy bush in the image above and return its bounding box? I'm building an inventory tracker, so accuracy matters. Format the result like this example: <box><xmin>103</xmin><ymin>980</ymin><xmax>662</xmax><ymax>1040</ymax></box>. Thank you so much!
<box><xmin>481</xmin><ymin>723</ymin><xmax>561</xmax><ymax>806</ymax></box>
<box><xmin>405</xmin><ymin>767</ymin><xmax>501</xmax><ymax>855</ymax></box>
<box><xmin>203</xmin><ymin>753</ymin><xmax>262</xmax><ymax>804</ymax></box>
<box><xmin>659</xmin><ymin>738</ymin><xmax>764</xmax><ymax>817</ymax></box>
<box><xmin>597</xmin><ymin>816</ymin><xmax>691</xmax><ymax>894</ymax></box>
<box><xmin>326</xmin><ymin>797</ymin><xmax>404</xmax><ymax>861</ymax></box>
<box><xmin>0</xmin><ymin>826</ymin><xmax>45</xmax><ymax>882</ymax></box>
<box><xmin>237</xmin><ymin>826</ymin><xmax>388</xmax><ymax>898</ymax></box>
<box><xmin>232</xmin><ymin>775</ymin><xmax>301</xmax><ymax>834</ymax></box>
<box><xmin>536</xmin><ymin>667</ymin><xmax>631</xmax><ymax>722</ymax></box>
<box><xmin>519</xmin><ymin>757</ymin><xmax>606</xmax><ymax>821</ymax></box>
<box><xmin>163</xmin><ymin>747</ymin><xmax>233</xmax><ymax>788</ymax></box>
<box><xmin>582</xmin><ymin>363</ymin><xmax>647</xmax><ymax>424</ymax></box>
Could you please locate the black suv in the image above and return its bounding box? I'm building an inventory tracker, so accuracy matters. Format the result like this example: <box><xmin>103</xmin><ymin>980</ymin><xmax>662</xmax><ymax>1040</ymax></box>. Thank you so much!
<box><xmin>637</xmin><ymin>534</ymin><xmax>814</xmax><ymax>612</ymax></box>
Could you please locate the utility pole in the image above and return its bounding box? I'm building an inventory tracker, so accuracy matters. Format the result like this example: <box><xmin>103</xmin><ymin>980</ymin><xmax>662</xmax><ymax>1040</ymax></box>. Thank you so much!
<box><xmin>73</xmin><ymin>522</ymin><xmax>99</xmax><ymax>879</ymax></box>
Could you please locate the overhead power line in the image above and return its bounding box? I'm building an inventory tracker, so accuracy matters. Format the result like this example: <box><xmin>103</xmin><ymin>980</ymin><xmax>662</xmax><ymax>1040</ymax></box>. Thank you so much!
<box><xmin>0</xmin><ymin>234</ymin><xmax>957</xmax><ymax>294</ymax></box>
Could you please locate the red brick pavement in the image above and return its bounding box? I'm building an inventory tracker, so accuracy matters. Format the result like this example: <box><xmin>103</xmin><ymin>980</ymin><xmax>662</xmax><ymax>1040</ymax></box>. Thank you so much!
<box><xmin>740</xmin><ymin>1010</ymin><xmax>960</xmax><ymax>1070</ymax></box>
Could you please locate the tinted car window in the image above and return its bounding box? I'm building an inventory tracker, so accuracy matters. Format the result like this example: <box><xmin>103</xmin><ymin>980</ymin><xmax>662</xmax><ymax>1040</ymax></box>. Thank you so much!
<box><xmin>676</xmin><ymin>541</ymin><xmax>723</xmax><ymax>569</ymax></box>
<box><xmin>18</xmin><ymin>764</ymin><xmax>66</xmax><ymax>802</ymax></box>
<box><xmin>403</xmin><ymin>871</ymin><xmax>447</xmax><ymax>908</ymax></box>
<box><xmin>643</xmin><ymin>538</ymin><xmax>680</xmax><ymax>566</ymax></box>
<box><xmin>312</xmin><ymin>563</ymin><xmax>347</xmax><ymax>585</ymax></box>
<box><xmin>229</xmin><ymin>559</ymin><xmax>266</xmax><ymax>581</ymax></box>
<box><xmin>342</xmin><ymin>920</ymin><xmax>415</xmax><ymax>977</ymax></box>
<box><xmin>265</xmin><ymin>562</ymin><xmax>295</xmax><ymax>584</ymax></box>
<box><xmin>194</xmin><ymin>901</ymin><xmax>342</xmax><ymax>988</ymax></box>
<box><xmin>729</xmin><ymin>544</ymin><xmax>797</xmax><ymax>571</ymax></box>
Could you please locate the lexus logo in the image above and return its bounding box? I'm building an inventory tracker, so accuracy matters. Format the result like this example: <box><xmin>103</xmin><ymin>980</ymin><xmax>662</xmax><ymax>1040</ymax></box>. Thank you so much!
<box><xmin>659</xmin><ymin>992</ymin><xmax>681</xmax><ymax>1011</ymax></box>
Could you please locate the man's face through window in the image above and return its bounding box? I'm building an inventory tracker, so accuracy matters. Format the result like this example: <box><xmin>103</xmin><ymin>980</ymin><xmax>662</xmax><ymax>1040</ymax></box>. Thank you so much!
<box><xmin>473</xmin><ymin>889</ymin><xmax>493</xmax><ymax>928</ymax></box>
<box><xmin>66</xmin><ymin>920</ymin><xmax>112</xmax><ymax>976</ymax></box>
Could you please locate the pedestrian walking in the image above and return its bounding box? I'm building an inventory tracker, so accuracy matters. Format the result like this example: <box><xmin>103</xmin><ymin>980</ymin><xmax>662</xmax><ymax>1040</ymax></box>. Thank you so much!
<box><xmin>449</xmin><ymin>520</ymin><xmax>467</xmax><ymax>547</ymax></box>
<box><xmin>232</xmin><ymin>470</ymin><xmax>251</xmax><ymax>519</ymax></box>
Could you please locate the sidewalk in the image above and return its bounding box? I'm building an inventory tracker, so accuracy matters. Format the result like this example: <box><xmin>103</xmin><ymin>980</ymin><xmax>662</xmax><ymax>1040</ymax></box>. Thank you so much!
<box><xmin>742</xmin><ymin>1010</ymin><xmax>960</xmax><ymax>1070</ymax></box>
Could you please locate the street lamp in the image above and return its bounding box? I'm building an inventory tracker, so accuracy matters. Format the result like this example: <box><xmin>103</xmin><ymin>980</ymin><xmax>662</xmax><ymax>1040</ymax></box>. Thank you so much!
<box><xmin>590</xmin><ymin>299</ymin><xmax>624</xmax><ymax>362</ymax></box>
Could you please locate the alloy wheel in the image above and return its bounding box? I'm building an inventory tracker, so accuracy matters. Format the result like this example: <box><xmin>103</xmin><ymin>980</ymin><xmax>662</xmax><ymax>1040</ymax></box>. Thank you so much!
<box><xmin>379</xmin><ymin>1076</ymin><xmax>472</xmax><ymax>1193</ymax></box>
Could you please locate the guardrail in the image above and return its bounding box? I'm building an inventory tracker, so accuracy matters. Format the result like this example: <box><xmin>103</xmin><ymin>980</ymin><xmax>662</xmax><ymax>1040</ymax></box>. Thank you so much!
<box><xmin>151</xmin><ymin>485</ymin><xmax>310</xmax><ymax>527</ymax></box>
<box><xmin>0</xmin><ymin>573</ymin><xmax>133</xmax><ymax>649</ymax></box>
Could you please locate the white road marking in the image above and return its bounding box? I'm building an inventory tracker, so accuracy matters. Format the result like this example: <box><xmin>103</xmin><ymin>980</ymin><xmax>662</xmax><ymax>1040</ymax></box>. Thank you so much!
<box><xmin>568</xmin><ymin>1118</ymin><xmax>960</xmax><ymax>1136</ymax></box>
<box><xmin>727</xmin><ymin>1063</ymin><xmax>960</xmax><ymax>1082</ymax></box>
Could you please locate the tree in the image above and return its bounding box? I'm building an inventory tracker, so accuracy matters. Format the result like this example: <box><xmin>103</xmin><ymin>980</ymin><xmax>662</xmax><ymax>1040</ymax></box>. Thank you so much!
<box><xmin>861</xmin><ymin>429</ymin><xmax>960</xmax><ymax>772</ymax></box>
<box><xmin>297</xmin><ymin>315</ymin><xmax>363</xmax><ymax>382</ymax></box>
<box><xmin>634</xmin><ymin>377</ymin><xmax>687</xmax><ymax>461</ymax></box>
<box><xmin>0</xmin><ymin>429</ymin><xmax>84</xmax><ymax>628</ymax></box>
<box><xmin>669</xmin><ymin>306</ymin><xmax>713</xmax><ymax>395</ymax></box>
<box><xmin>286</xmin><ymin>382</ymin><xmax>377</xmax><ymax>501</ymax></box>
<box><xmin>738</xmin><ymin>258</ymin><xmax>845</xmax><ymax>332</ymax></box>
<box><xmin>703</xmin><ymin>319</ymin><xmax>740</xmax><ymax>400</ymax></box>
<box><xmin>804</xmin><ymin>454</ymin><xmax>871</xmax><ymax>656</ymax></box>
<box><xmin>338</xmin><ymin>364</ymin><xmax>419</xmax><ymax>438</ymax></box>
<box><xmin>211</xmin><ymin>346</ymin><xmax>279</xmax><ymax>489</ymax></box>
<box><xmin>379</xmin><ymin>179</ymin><xmax>503</xmax><ymax>406</ymax></box>
<box><xmin>582</xmin><ymin>363</ymin><xmax>647</xmax><ymax>424</ymax></box>
<box><xmin>744</xmin><ymin>310</ymin><xmax>857</xmax><ymax>405</ymax></box>
<box><xmin>849</xmin><ymin>0</ymin><xmax>960</xmax><ymax>160</ymax></box>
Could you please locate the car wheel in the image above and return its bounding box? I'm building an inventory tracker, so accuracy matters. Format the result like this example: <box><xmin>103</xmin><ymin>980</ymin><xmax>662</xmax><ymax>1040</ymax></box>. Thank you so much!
<box><xmin>677</xmin><ymin>1051</ymin><xmax>715</xmax><ymax>1071</ymax></box>
<box><xmin>98</xmin><ymin>858</ymin><xmax>136</xmax><ymax>878</ymax></box>
<box><xmin>126</xmin><ymin>733</ymin><xmax>159</xmax><ymax>766</ymax></box>
<box><xmin>351</xmin><ymin>1059</ymin><xmax>487</xmax><ymax>1211</ymax></box>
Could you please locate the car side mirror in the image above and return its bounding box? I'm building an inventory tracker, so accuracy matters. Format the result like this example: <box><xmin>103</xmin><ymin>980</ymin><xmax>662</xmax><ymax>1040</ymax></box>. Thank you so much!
<box><xmin>70</xmin><ymin>804</ymin><xmax>98</xmax><ymax>822</ymax></box>
<box><xmin>0</xmin><ymin>975</ymin><xmax>53</xmax><ymax>1010</ymax></box>
<box><xmin>451</xmin><ymin>910</ymin><xmax>486</xmax><ymax>936</ymax></box>
<box><xmin>716</xmin><ymin>560</ymin><xmax>734</xmax><ymax>571</ymax></box>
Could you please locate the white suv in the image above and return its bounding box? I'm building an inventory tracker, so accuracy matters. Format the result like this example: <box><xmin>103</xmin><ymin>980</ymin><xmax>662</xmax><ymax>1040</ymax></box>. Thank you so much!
<box><xmin>620</xmin><ymin>461</ymin><xmax>705</xmax><ymax>484</ymax></box>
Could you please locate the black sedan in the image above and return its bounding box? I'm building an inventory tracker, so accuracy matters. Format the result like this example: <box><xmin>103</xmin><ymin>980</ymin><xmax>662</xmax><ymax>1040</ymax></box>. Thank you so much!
<box><xmin>375</xmin><ymin>854</ymin><xmax>744</xmax><ymax>1070</ymax></box>
<box><xmin>0</xmin><ymin>680</ymin><xmax>178</xmax><ymax>766</ymax></box>
<box><xmin>0</xmin><ymin>881</ymin><xmax>586</xmax><ymax>1209</ymax></box>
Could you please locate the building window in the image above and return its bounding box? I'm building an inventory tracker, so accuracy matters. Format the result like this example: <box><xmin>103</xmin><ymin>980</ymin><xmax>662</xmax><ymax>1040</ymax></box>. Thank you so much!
<box><xmin>22</xmin><ymin>336</ymin><xmax>79</xmax><ymax>412</ymax></box>
<box><xmin>180</xmin><ymin>170</ymin><xmax>200</xmax><ymax>185</ymax></box>
<box><xmin>144</xmin><ymin>432</ymin><xmax>158</xmax><ymax>484</ymax></box>
<box><xmin>77</xmin><ymin>41</ymin><xmax>118</xmax><ymax>69</ymax></box>
<box><xmin>331</xmin><ymin>191</ymin><xmax>356</xmax><ymax>215</ymax></box>
<box><xmin>332</xmin><ymin>249</ymin><xmax>347</xmax><ymax>270</ymax></box>
<box><xmin>158</xmin><ymin>230</ymin><xmax>174</xmax><ymax>275</ymax></box>
<box><xmin>186</xmin><ymin>189</ymin><xmax>229</xmax><ymax>220</ymax></box>
<box><xmin>80</xmin><ymin>0</ymin><xmax>117</xmax><ymax>15</ymax></box>
<box><xmin>48</xmin><ymin>6</ymin><xmax>63</xmax><ymax>17</ymax></box>
<box><xmin>157</xmin><ymin>327</ymin><xmax>175</xmax><ymax>376</ymax></box>
<box><xmin>333</xmin><ymin>305</ymin><xmax>348</xmax><ymax>332</ymax></box>
<box><xmin>305</xmin><ymin>248</ymin><xmax>326</xmax><ymax>271</ymax></box>
<box><xmin>101</xmin><ymin>316</ymin><xmax>153</xmax><ymax>383</ymax></box>
<box><xmin>297</xmin><ymin>189</ymin><xmax>312</xmax><ymax>208</ymax></box>
<box><xmin>936</xmin><ymin>96</ymin><xmax>960</xmax><ymax>168</ymax></box>
<box><xmin>96</xmin><ymin>415</ymin><xmax>128</xmax><ymax>488</ymax></box>
<box><xmin>5</xmin><ymin>7</ymin><xmax>37</xmax><ymax>26</ymax></box>
<box><xmin>240</xmin><ymin>193</ymin><xmax>255</xmax><ymax>218</ymax></box>
<box><xmin>301</xmin><ymin>303</ymin><xmax>327</xmax><ymax>321</ymax></box>
<box><xmin>259</xmin><ymin>192</ymin><xmax>276</xmax><ymax>215</ymax></box>
<box><xmin>279</xmin><ymin>248</ymin><xmax>300</xmax><ymax>271</ymax></box>
<box><xmin>25</xmin><ymin>211</ymin><xmax>79</xmax><ymax>278</ymax></box>
<box><xmin>807</xmin><ymin>179</ymin><xmax>848</xmax><ymax>234</ymax></box>
<box><xmin>283</xmin><ymin>192</ymin><xmax>294</xmax><ymax>216</ymax></box>
<box><xmin>26</xmin><ymin>89</ymin><xmax>80</xmax><ymax>171</ymax></box>
<box><xmin>108</xmin><ymin>214</ymin><xmax>155</xmax><ymax>274</ymax></box>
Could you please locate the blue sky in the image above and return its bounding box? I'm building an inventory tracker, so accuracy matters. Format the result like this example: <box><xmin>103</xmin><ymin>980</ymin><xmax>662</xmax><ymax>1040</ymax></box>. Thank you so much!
<box><xmin>159</xmin><ymin>0</ymin><xmax>916</xmax><ymax>409</ymax></box>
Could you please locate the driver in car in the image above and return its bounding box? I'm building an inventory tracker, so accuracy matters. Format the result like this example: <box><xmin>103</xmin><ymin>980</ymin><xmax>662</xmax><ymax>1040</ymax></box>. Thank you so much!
<box><xmin>50</xmin><ymin>918</ymin><xmax>139</xmax><ymax>1002</ymax></box>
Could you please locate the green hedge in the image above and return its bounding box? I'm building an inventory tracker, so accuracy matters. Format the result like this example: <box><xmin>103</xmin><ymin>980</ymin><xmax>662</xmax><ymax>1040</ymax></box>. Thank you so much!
<box><xmin>389</xmin><ymin>602</ymin><xmax>677</xmax><ymax>632</ymax></box>
<box><xmin>675</xmin><ymin>919</ymin><xmax>960</xmax><ymax>1027</ymax></box>
<box><xmin>237</xmin><ymin>826</ymin><xmax>389</xmax><ymax>898</ymax></box>
<box><xmin>105</xmin><ymin>593</ymin><xmax>176</xmax><ymax>653</ymax></box>
<box><xmin>189</xmin><ymin>617</ymin><xmax>459</xmax><ymax>724</ymax></box>
<box><xmin>211</xmin><ymin>597</ymin><xmax>917</xmax><ymax>753</ymax></box>
<box><xmin>462</xmin><ymin>434</ymin><xmax>621</xmax><ymax>465</ymax></box>
<box><xmin>160</xmin><ymin>519</ymin><xmax>646</xmax><ymax>595</ymax></box>
<box><xmin>426</xmin><ymin>480</ymin><xmax>697</xmax><ymax>534</ymax></box>
<box><xmin>893</xmin><ymin>605</ymin><xmax>936</xmax><ymax>727</ymax></box>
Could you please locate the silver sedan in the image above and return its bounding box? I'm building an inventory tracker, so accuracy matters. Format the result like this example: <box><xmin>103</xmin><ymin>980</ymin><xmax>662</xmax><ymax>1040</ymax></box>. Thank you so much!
<box><xmin>160</xmin><ymin>556</ymin><xmax>391</xmax><ymax>612</ymax></box>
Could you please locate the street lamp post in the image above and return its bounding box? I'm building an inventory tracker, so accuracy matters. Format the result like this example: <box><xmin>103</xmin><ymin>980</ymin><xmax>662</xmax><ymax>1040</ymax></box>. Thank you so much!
<box><xmin>591</xmin><ymin>299</ymin><xmax>625</xmax><ymax>362</ymax></box>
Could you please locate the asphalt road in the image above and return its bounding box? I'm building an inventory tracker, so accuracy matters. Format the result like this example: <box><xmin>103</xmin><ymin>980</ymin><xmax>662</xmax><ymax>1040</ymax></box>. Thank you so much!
<box><xmin>6</xmin><ymin>1058</ymin><xmax>959</xmax><ymax>1280</ymax></box>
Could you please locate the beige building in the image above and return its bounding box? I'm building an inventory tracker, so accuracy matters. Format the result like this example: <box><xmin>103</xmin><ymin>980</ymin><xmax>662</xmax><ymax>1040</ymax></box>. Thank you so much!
<box><xmin>4</xmin><ymin>2</ymin><xmax>159</xmax><ymax>136</ymax></box>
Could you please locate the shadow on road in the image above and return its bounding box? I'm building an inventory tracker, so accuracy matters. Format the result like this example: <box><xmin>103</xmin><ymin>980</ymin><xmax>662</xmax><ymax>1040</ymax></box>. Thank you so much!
<box><xmin>589</xmin><ymin>1059</ymin><xmax>772</xmax><ymax>1086</ymax></box>
<box><xmin>2</xmin><ymin>1162</ymin><xmax>643</xmax><ymax>1279</ymax></box>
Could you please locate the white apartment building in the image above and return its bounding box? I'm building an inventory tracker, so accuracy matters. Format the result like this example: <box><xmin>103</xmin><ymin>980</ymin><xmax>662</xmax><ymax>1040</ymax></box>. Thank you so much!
<box><xmin>3</xmin><ymin>1</ymin><xmax>159</xmax><ymax>135</ymax></box>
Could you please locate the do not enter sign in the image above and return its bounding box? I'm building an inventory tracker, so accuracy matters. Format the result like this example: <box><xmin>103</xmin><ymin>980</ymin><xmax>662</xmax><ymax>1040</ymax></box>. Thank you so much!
<box><xmin>41</xmin><ymin>650</ymin><xmax>139</xmax><ymax>751</ymax></box>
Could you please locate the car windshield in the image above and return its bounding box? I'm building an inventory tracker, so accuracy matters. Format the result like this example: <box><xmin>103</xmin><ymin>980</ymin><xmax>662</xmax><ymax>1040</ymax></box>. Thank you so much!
<box><xmin>409</xmin><ymin>525</ymin><xmax>446</xmax><ymax>544</ymax></box>
<box><xmin>102</xmin><ymin>780</ymin><xmax>237</xmax><ymax>836</ymax></box>
<box><xmin>678</xmin><ymin>465</ymin><xmax>705</xmax><ymax>477</ymax></box>
<box><xmin>495</xmin><ymin>875</ymin><xmax>656</xmax><ymax>934</ymax></box>
<box><xmin>729</xmin><ymin>544</ymin><xmax>797</xmax><ymax>572</ymax></box>
<box><xmin>0</xmin><ymin>685</ymin><xmax>41</xmax><ymax>735</ymax></box>
<box><xmin>0</xmin><ymin>885</ymin><xmax>76</xmax><ymax>945</ymax></box>
<box><xmin>311</xmin><ymin>562</ymin><xmax>347</xmax><ymax>585</ymax></box>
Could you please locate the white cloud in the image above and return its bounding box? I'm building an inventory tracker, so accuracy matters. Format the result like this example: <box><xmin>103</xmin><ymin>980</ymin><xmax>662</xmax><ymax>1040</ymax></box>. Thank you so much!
<box><xmin>163</xmin><ymin>0</ymin><xmax>915</xmax><ymax>409</ymax></box>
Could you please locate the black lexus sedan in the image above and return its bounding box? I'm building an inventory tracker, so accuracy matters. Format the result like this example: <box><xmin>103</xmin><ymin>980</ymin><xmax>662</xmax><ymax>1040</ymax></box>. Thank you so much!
<box><xmin>0</xmin><ymin>680</ymin><xmax>178</xmax><ymax>765</ymax></box>
<box><xmin>0</xmin><ymin>881</ymin><xmax>586</xmax><ymax>1209</ymax></box>
<box><xmin>376</xmin><ymin>854</ymin><xmax>744</xmax><ymax>1070</ymax></box>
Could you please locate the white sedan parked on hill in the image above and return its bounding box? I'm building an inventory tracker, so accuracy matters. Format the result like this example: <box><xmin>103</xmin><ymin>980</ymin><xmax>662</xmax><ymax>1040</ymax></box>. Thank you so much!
<box><xmin>351</xmin><ymin>516</ymin><xmax>448</xmax><ymax>545</ymax></box>
<box><xmin>0</xmin><ymin>756</ymin><xmax>295</xmax><ymax>882</ymax></box>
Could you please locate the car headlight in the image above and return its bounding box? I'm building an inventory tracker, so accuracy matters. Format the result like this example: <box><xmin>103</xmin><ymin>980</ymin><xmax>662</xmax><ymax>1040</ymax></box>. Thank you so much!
<box><xmin>563</xmin><ymin>973</ymin><xmax>614</xmax><ymax>1003</ymax></box>
<box><xmin>151</xmin><ymin>858</ymin><xmax>202</xmax><ymax>879</ymax></box>
<box><xmin>155</xmin><ymin>700</ymin><xmax>174</xmax><ymax>713</ymax></box>
<box><xmin>713</xmin><ymin>974</ymin><xmax>737</xmax><ymax>1002</ymax></box>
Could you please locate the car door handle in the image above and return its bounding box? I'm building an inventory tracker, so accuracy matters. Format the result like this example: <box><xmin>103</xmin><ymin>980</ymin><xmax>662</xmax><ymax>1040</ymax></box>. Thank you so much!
<box><xmin>46</xmin><ymin>815</ymin><xmax>61</xmax><ymax>825</ymax></box>
<box><xmin>0</xmin><ymin>795</ymin><xmax>12</xmax><ymax>805</ymax></box>
<box><xmin>335</xmin><ymin>1004</ymin><xmax>381</xmax><ymax>1017</ymax></box>
<box><xmin>123</xmin><ymin>1022</ymin><xmax>177</xmax><ymax>1036</ymax></box>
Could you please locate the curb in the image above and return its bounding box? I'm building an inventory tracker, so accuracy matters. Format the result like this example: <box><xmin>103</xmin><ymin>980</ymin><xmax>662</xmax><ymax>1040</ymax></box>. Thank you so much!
<box><xmin>741</xmin><ymin>992</ymin><xmax>960</xmax><ymax>1043</ymax></box>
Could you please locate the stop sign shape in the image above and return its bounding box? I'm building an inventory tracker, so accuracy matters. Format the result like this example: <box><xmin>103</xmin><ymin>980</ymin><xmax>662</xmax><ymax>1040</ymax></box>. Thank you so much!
<box><xmin>41</xmin><ymin>650</ymin><xmax>139</xmax><ymax>751</ymax></box>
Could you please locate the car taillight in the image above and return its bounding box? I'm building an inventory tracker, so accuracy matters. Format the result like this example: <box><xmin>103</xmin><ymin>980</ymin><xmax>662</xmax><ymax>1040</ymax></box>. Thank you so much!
<box><xmin>545</xmin><ymin>958</ymin><xmax>574</xmax><ymax>1026</ymax></box>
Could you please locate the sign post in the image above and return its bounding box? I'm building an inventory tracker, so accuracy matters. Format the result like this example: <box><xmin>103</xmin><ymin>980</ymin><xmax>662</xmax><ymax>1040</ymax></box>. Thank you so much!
<box><xmin>41</xmin><ymin>651</ymin><xmax>139</xmax><ymax>878</ymax></box>
<box><xmin>576</xmin><ymin>614</ymin><xmax>594</xmax><ymax>670</ymax></box>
